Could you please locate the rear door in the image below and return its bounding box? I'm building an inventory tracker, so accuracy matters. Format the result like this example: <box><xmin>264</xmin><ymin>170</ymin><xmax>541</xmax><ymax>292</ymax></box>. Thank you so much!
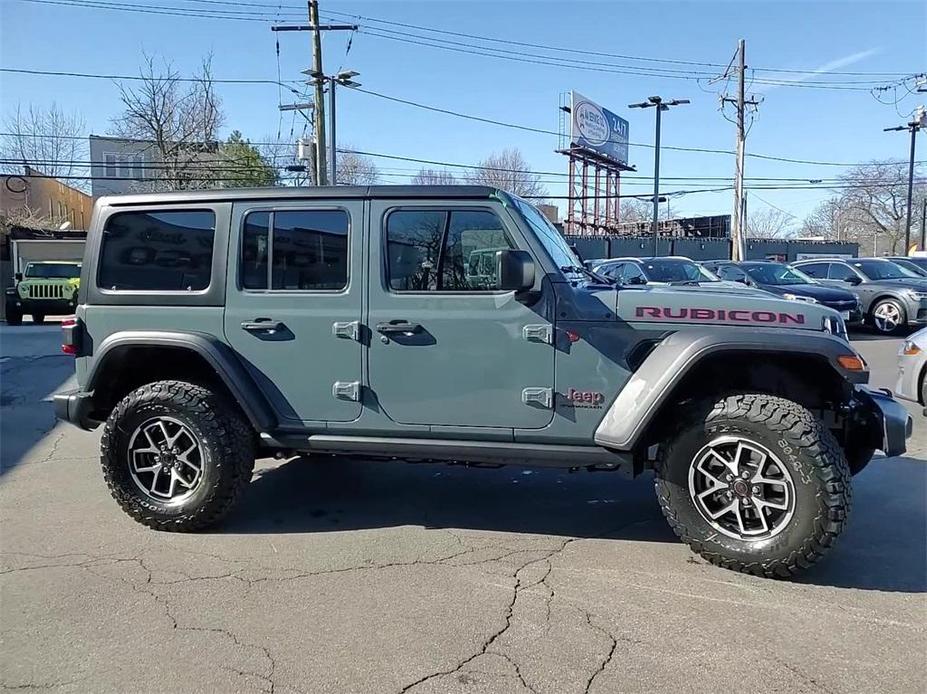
<box><xmin>224</xmin><ymin>201</ymin><xmax>364</xmax><ymax>423</ymax></box>
<box><xmin>366</xmin><ymin>200</ymin><xmax>554</xmax><ymax>429</ymax></box>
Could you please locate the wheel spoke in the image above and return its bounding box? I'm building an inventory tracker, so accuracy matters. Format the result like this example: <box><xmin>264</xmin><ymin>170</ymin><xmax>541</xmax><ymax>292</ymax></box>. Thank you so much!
<box><xmin>696</xmin><ymin>457</ymin><xmax>728</xmax><ymax>485</ymax></box>
<box><xmin>707</xmin><ymin>499</ymin><xmax>738</xmax><ymax>520</ymax></box>
<box><xmin>754</xmin><ymin>497</ymin><xmax>789</xmax><ymax>512</ymax></box>
<box><xmin>751</xmin><ymin>504</ymin><xmax>769</xmax><ymax>534</ymax></box>
<box><xmin>149</xmin><ymin>467</ymin><xmax>162</xmax><ymax>493</ymax></box>
<box><xmin>732</xmin><ymin>503</ymin><xmax>750</xmax><ymax>534</ymax></box>
<box><xmin>707</xmin><ymin>450</ymin><xmax>738</xmax><ymax>477</ymax></box>
<box><xmin>174</xmin><ymin>471</ymin><xmax>196</xmax><ymax>489</ymax></box>
<box><xmin>166</xmin><ymin>470</ymin><xmax>178</xmax><ymax>498</ymax></box>
<box><xmin>129</xmin><ymin>417</ymin><xmax>203</xmax><ymax>502</ymax></box>
<box><xmin>133</xmin><ymin>462</ymin><xmax>161</xmax><ymax>474</ymax></box>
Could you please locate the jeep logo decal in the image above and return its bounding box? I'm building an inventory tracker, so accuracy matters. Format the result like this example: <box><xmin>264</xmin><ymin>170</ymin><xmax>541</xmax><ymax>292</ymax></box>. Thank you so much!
<box><xmin>563</xmin><ymin>388</ymin><xmax>605</xmax><ymax>408</ymax></box>
<box><xmin>635</xmin><ymin>306</ymin><xmax>805</xmax><ymax>325</ymax></box>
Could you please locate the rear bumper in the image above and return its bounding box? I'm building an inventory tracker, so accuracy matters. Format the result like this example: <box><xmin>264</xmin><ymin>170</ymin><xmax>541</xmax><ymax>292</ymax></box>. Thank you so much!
<box><xmin>53</xmin><ymin>389</ymin><xmax>99</xmax><ymax>430</ymax></box>
<box><xmin>854</xmin><ymin>386</ymin><xmax>912</xmax><ymax>458</ymax></box>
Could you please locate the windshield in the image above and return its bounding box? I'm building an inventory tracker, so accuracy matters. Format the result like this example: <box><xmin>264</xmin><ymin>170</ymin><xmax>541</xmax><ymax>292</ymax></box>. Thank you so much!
<box><xmin>855</xmin><ymin>260</ymin><xmax>918</xmax><ymax>280</ymax></box>
<box><xmin>24</xmin><ymin>263</ymin><xmax>81</xmax><ymax>279</ymax></box>
<box><xmin>743</xmin><ymin>263</ymin><xmax>813</xmax><ymax>286</ymax></box>
<box><xmin>508</xmin><ymin>194</ymin><xmax>580</xmax><ymax>273</ymax></box>
<box><xmin>890</xmin><ymin>259</ymin><xmax>927</xmax><ymax>277</ymax></box>
<box><xmin>642</xmin><ymin>259</ymin><xmax>703</xmax><ymax>283</ymax></box>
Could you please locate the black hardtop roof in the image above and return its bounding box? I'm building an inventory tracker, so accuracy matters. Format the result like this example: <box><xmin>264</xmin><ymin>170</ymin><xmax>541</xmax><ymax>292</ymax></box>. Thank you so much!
<box><xmin>100</xmin><ymin>184</ymin><xmax>504</xmax><ymax>207</ymax></box>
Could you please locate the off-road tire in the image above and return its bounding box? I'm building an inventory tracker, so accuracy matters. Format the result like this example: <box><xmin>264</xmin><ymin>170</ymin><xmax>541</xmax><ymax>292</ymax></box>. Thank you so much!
<box><xmin>655</xmin><ymin>393</ymin><xmax>852</xmax><ymax>579</ymax></box>
<box><xmin>31</xmin><ymin>313</ymin><xmax>45</xmax><ymax>324</ymax></box>
<box><xmin>5</xmin><ymin>308</ymin><xmax>22</xmax><ymax>325</ymax></box>
<box><xmin>100</xmin><ymin>380</ymin><xmax>255</xmax><ymax>532</ymax></box>
<box><xmin>869</xmin><ymin>298</ymin><xmax>906</xmax><ymax>335</ymax></box>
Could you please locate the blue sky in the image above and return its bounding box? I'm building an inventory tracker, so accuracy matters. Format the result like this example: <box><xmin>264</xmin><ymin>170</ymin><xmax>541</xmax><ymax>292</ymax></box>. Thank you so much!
<box><xmin>1</xmin><ymin>0</ymin><xmax>924</xmax><ymax>223</ymax></box>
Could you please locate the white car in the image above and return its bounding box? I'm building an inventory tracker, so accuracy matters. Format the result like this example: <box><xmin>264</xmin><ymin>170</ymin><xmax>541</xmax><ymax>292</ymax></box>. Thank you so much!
<box><xmin>895</xmin><ymin>327</ymin><xmax>927</xmax><ymax>416</ymax></box>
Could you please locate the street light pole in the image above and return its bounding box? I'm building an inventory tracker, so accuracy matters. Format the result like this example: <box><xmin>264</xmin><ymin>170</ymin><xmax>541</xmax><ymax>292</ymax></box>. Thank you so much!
<box><xmin>629</xmin><ymin>96</ymin><xmax>689</xmax><ymax>256</ymax></box>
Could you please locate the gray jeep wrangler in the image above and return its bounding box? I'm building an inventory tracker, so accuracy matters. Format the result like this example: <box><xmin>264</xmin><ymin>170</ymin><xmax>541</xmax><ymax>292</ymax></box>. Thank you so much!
<box><xmin>54</xmin><ymin>186</ymin><xmax>912</xmax><ymax>578</ymax></box>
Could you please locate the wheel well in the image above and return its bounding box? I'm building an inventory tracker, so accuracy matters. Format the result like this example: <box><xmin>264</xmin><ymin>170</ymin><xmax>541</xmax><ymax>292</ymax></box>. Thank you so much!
<box><xmin>869</xmin><ymin>294</ymin><xmax>905</xmax><ymax>316</ymax></box>
<box><xmin>88</xmin><ymin>346</ymin><xmax>240</xmax><ymax>422</ymax></box>
<box><xmin>636</xmin><ymin>351</ymin><xmax>849</xmax><ymax>451</ymax></box>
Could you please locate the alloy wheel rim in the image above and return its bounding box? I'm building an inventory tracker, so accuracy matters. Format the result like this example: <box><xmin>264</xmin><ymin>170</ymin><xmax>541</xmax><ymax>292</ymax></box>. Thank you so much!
<box><xmin>688</xmin><ymin>435</ymin><xmax>795</xmax><ymax>541</ymax></box>
<box><xmin>873</xmin><ymin>303</ymin><xmax>901</xmax><ymax>332</ymax></box>
<box><xmin>127</xmin><ymin>416</ymin><xmax>204</xmax><ymax>503</ymax></box>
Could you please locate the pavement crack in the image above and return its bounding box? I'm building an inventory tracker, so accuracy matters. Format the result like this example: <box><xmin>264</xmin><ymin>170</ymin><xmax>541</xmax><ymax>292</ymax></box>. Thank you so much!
<box><xmin>580</xmin><ymin>610</ymin><xmax>618</xmax><ymax>694</ymax></box>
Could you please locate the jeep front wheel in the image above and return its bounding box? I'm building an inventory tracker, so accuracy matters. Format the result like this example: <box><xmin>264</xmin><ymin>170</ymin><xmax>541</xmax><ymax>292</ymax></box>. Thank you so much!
<box><xmin>655</xmin><ymin>393</ymin><xmax>851</xmax><ymax>578</ymax></box>
<box><xmin>100</xmin><ymin>380</ymin><xmax>255</xmax><ymax>532</ymax></box>
<box><xmin>31</xmin><ymin>313</ymin><xmax>45</xmax><ymax>324</ymax></box>
<box><xmin>5</xmin><ymin>308</ymin><xmax>22</xmax><ymax>325</ymax></box>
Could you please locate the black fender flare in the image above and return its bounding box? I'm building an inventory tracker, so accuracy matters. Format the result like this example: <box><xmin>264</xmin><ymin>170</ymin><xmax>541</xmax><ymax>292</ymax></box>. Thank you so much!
<box><xmin>594</xmin><ymin>328</ymin><xmax>867</xmax><ymax>451</ymax></box>
<box><xmin>86</xmin><ymin>330</ymin><xmax>277</xmax><ymax>431</ymax></box>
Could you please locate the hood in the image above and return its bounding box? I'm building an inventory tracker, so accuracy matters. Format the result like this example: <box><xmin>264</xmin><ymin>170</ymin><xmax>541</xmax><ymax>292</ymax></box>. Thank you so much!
<box><xmin>762</xmin><ymin>283</ymin><xmax>856</xmax><ymax>302</ymax></box>
<box><xmin>614</xmin><ymin>284</ymin><xmax>836</xmax><ymax>330</ymax></box>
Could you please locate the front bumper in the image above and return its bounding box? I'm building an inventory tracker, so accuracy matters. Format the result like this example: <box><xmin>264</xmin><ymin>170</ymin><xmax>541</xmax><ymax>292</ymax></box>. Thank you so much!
<box><xmin>6</xmin><ymin>297</ymin><xmax>77</xmax><ymax>315</ymax></box>
<box><xmin>53</xmin><ymin>389</ymin><xmax>99</xmax><ymax>430</ymax></box>
<box><xmin>853</xmin><ymin>386</ymin><xmax>913</xmax><ymax>458</ymax></box>
<box><xmin>903</xmin><ymin>298</ymin><xmax>927</xmax><ymax>325</ymax></box>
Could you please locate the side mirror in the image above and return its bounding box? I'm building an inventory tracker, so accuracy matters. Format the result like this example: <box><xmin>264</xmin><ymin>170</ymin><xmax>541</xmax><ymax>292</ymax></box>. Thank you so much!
<box><xmin>845</xmin><ymin>276</ymin><xmax>862</xmax><ymax>286</ymax></box>
<box><xmin>627</xmin><ymin>276</ymin><xmax>647</xmax><ymax>286</ymax></box>
<box><xmin>734</xmin><ymin>276</ymin><xmax>749</xmax><ymax>285</ymax></box>
<box><xmin>14</xmin><ymin>272</ymin><xmax>22</xmax><ymax>282</ymax></box>
<box><xmin>497</xmin><ymin>249</ymin><xmax>535</xmax><ymax>292</ymax></box>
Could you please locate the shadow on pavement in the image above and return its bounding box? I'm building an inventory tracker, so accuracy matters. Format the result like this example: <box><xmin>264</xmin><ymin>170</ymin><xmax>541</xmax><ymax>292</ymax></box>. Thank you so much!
<box><xmin>799</xmin><ymin>455</ymin><xmax>927</xmax><ymax>593</ymax></box>
<box><xmin>225</xmin><ymin>454</ymin><xmax>927</xmax><ymax>593</ymax></box>
<box><xmin>225</xmin><ymin>456</ymin><xmax>675</xmax><ymax>544</ymax></box>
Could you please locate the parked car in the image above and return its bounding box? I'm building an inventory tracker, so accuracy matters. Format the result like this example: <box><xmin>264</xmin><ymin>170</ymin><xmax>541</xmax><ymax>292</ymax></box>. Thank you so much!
<box><xmin>702</xmin><ymin>260</ymin><xmax>862</xmax><ymax>323</ymax></box>
<box><xmin>54</xmin><ymin>186</ymin><xmax>911</xmax><ymax>579</ymax></box>
<box><xmin>885</xmin><ymin>256</ymin><xmax>927</xmax><ymax>278</ymax></box>
<box><xmin>588</xmin><ymin>256</ymin><xmax>771</xmax><ymax>295</ymax></box>
<box><xmin>895</xmin><ymin>327</ymin><xmax>927</xmax><ymax>416</ymax></box>
<box><xmin>4</xmin><ymin>260</ymin><xmax>81</xmax><ymax>325</ymax></box>
<box><xmin>793</xmin><ymin>257</ymin><xmax>927</xmax><ymax>334</ymax></box>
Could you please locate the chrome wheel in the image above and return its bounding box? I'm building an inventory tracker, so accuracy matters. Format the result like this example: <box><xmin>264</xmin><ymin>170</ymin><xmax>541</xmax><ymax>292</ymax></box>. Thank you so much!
<box><xmin>688</xmin><ymin>435</ymin><xmax>795</xmax><ymax>540</ymax></box>
<box><xmin>127</xmin><ymin>416</ymin><xmax>204</xmax><ymax>503</ymax></box>
<box><xmin>872</xmin><ymin>301</ymin><xmax>903</xmax><ymax>333</ymax></box>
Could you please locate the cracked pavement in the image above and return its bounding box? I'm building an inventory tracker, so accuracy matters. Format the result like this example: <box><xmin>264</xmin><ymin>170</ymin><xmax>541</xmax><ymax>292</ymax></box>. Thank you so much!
<box><xmin>1</xmin><ymin>325</ymin><xmax>925</xmax><ymax>693</ymax></box>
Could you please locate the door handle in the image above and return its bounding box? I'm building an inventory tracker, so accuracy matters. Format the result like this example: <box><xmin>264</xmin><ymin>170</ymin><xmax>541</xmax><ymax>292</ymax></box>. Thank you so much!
<box><xmin>241</xmin><ymin>318</ymin><xmax>286</xmax><ymax>333</ymax></box>
<box><xmin>376</xmin><ymin>321</ymin><xmax>422</xmax><ymax>336</ymax></box>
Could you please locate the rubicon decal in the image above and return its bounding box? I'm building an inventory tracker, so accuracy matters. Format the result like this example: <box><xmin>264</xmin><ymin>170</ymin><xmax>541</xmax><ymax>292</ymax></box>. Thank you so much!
<box><xmin>635</xmin><ymin>306</ymin><xmax>806</xmax><ymax>325</ymax></box>
<box><xmin>562</xmin><ymin>388</ymin><xmax>606</xmax><ymax>408</ymax></box>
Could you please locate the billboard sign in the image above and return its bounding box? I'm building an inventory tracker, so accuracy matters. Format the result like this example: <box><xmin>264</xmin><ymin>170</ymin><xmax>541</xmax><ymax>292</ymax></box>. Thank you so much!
<box><xmin>570</xmin><ymin>91</ymin><xmax>630</xmax><ymax>165</ymax></box>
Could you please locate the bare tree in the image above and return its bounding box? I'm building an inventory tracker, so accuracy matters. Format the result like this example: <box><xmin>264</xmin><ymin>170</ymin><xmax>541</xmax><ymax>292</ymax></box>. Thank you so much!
<box><xmin>412</xmin><ymin>167</ymin><xmax>458</xmax><ymax>185</ymax></box>
<box><xmin>336</xmin><ymin>148</ymin><xmax>379</xmax><ymax>185</ymax></box>
<box><xmin>0</xmin><ymin>104</ymin><xmax>88</xmax><ymax>185</ymax></box>
<box><xmin>619</xmin><ymin>198</ymin><xmax>654</xmax><ymax>223</ymax></box>
<box><xmin>745</xmin><ymin>207</ymin><xmax>795</xmax><ymax>239</ymax></box>
<box><xmin>110</xmin><ymin>54</ymin><xmax>224</xmax><ymax>190</ymax></box>
<box><xmin>466</xmin><ymin>148</ymin><xmax>546</xmax><ymax>198</ymax></box>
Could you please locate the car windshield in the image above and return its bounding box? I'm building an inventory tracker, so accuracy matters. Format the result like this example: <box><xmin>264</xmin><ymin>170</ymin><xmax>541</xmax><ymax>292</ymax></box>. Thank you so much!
<box><xmin>24</xmin><ymin>263</ymin><xmax>81</xmax><ymax>279</ymax></box>
<box><xmin>743</xmin><ymin>263</ymin><xmax>813</xmax><ymax>286</ymax></box>
<box><xmin>642</xmin><ymin>259</ymin><xmax>703</xmax><ymax>283</ymax></box>
<box><xmin>508</xmin><ymin>194</ymin><xmax>580</xmax><ymax>273</ymax></box>
<box><xmin>890</xmin><ymin>259</ymin><xmax>927</xmax><ymax>277</ymax></box>
<box><xmin>855</xmin><ymin>260</ymin><xmax>918</xmax><ymax>280</ymax></box>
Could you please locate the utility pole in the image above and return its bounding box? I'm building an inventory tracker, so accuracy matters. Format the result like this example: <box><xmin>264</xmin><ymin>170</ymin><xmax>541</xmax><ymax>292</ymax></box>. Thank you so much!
<box><xmin>884</xmin><ymin>106</ymin><xmax>925</xmax><ymax>254</ymax></box>
<box><xmin>305</xmin><ymin>70</ymin><xmax>360</xmax><ymax>184</ymax></box>
<box><xmin>272</xmin><ymin>5</ymin><xmax>356</xmax><ymax>186</ymax></box>
<box><xmin>629</xmin><ymin>96</ymin><xmax>689</xmax><ymax>256</ymax></box>
<box><xmin>308</xmin><ymin>0</ymin><xmax>327</xmax><ymax>184</ymax></box>
<box><xmin>722</xmin><ymin>40</ymin><xmax>760</xmax><ymax>261</ymax></box>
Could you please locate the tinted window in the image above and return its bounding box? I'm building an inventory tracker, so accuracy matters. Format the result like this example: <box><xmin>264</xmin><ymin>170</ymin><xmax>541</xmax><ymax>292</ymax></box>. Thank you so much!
<box><xmin>642</xmin><ymin>259</ymin><xmax>701</xmax><ymax>282</ymax></box>
<box><xmin>241</xmin><ymin>210</ymin><xmax>349</xmax><ymax>291</ymax></box>
<box><xmin>619</xmin><ymin>263</ymin><xmax>646</xmax><ymax>283</ymax></box>
<box><xmin>717</xmin><ymin>266</ymin><xmax>747</xmax><ymax>281</ymax></box>
<box><xmin>99</xmin><ymin>210</ymin><xmax>215</xmax><ymax>291</ymax></box>
<box><xmin>828</xmin><ymin>263</ymin><xmax>858</xmax><ymax>281</ymax></box>
<box><xmin>386</xmin><ymin>209</ymin><xmax>513</xmax><ymax>291</ymax></box>
<box><xmin>742</xmin><ymin>263</ymin><xmax>810</xmax><ymax>285</ymax></box>
<box><xmin>241</xmin><ymin>212</ymin><xmax>270</xmax><ymax>289</ymax></box>
<box><xmin>798</xmin><ymin>262</ymin><xmax>827</xmax><ymax>278</ymax></box>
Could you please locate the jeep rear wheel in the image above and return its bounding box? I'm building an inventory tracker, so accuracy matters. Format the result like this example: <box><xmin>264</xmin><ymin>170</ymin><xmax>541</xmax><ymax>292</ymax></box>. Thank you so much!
<box><xmin>655</xmin><ymin>393</ymin><xmax>852</xmax><ymax>578</ymax></box>
<box><xmin>100</xmin><ymin>380</ymin><xmax>255</xmax><ymax>532</ymax></box>
<box><xmin>5</xmin><ymin>308</ymin><xmax>22</xmax><ymax>325</ymax></box>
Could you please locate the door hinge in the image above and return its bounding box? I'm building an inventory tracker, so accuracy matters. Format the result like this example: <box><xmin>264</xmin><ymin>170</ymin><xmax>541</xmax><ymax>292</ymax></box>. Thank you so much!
<box><xmin>523</xmin><ymin>324</ymin><xmax>553</xmax><ymax>344</ymax></box>
<box><xmin>332</xmin><ymin>320</ymin><xmax>360</xmax><ymax>341</ymax></box>
<box><xmin>522</xmin><ymin>387</ymin><xmax>553</xmax><ymax>409</ymax></box>
<box><xmin>332</xmin><ymin>381</ymin><xmax>361</xmax><ymax>402</ymax></box>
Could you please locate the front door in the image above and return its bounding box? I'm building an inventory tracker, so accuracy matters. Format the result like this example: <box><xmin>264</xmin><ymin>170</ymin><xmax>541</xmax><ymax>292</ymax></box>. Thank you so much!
<box><xmin>367</xmin><ymin>200</ymin><xmax>554</xmax><ymax>429</ymax></box>
<box><xmin>224</xmin><ymin>200</ymin><xmax>364</xmax><ymax>423</ymax></box>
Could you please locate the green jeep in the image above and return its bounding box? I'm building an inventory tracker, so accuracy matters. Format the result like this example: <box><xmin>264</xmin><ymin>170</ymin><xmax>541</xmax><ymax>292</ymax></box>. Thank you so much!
<box><xmin>5</xmin><ymin>260</ymin><xmax>81</xmax><ymax>325</ymax></box>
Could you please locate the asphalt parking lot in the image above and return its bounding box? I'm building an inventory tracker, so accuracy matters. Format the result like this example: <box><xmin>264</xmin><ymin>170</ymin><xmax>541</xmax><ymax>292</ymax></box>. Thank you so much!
<box><xmin>1</xmin><ymin>324</ymin><xmax>924</xmax><ymax>694</ymax></box>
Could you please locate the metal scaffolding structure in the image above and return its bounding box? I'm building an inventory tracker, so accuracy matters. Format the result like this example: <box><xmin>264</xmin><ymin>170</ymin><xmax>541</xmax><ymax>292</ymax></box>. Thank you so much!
<box><xmin>558</xmin><ymin>147</ymin><xmax>633</xmax><ymax>236</ymax></box>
